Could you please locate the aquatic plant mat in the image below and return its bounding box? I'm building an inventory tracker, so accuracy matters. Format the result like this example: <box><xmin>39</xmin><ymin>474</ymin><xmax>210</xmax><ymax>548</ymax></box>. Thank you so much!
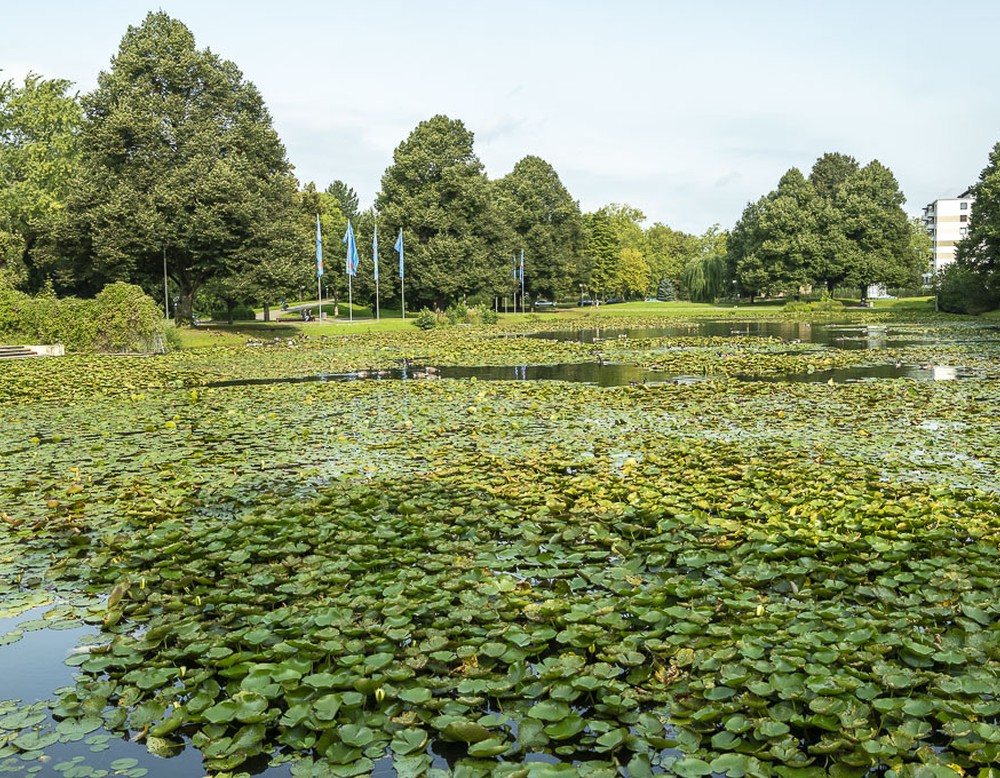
<box><xmin>2</xmin><ymin>313</ymin><xmax>999</xmax><ymax>777</ymax></box>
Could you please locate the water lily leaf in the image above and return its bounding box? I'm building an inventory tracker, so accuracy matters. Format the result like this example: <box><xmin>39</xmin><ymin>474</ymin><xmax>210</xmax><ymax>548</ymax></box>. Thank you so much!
<box><xmin>338</xmin><ymin>724</ymin><xmax>375</xmax><ymax>748</ymax></box>
<box><xmin>13</xmin><ymin>729</ymin><xmax>59</xmax><ymax>751</ymax></box>
<box><xmin>202</xmin><ymin>700</ymin><xmax>238</xmax><ymax>724</ymax></box>
<box><xmin>543</xmin><ymin>713</ymin><xmax>585</xmax><ymax>740</ymax></box>
<box><xmin>442</xmin><ymin>720</ymin><xmax>492</xmax><ymax>743</ymax></box>
<box><xmin>467</xmin><ymin>736</ymin><xmax>509</xmax><ymax>757</ymax></box>
<box><xmin>390</xmin><ymin>728</ymin><xmax>427</xmax><ymax>756</ymax></box>
<box><xmin>528</xmin><ymin>700</ymin><xmax>570</xmax><ymax>722</ymax></box>
<box><xmin>399</xmin><ymin>687</ymin><xmax>433</xmax><ymax>705</ymax></box>
<box><xmin>672</xmin><ymin>757</ymin><xmax>713</xmax><ymax>777</ymax></box>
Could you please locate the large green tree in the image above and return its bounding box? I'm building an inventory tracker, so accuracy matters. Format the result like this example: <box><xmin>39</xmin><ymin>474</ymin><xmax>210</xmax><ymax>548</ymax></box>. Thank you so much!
<box><xmin>493</xmin><ymin>155</ymin><xmax>585</xmax><ymax>302</ymax></box>
<box><xmin>727</xmin><ymin>169</ymin><xmax>821</xmax><ymax>298</ymax></box>
<box><xmin>375</xmin><ymin>115</ymin><xmax>511</xmax><ymax>309</ymax></box>
<box><xmin>809</xmin><ymin>152</ymin><xmax>859</xmax><ymax>201</ymax></box>
<box><xmin>584</xmin><ymin>204</ymin><xmax>648</xmax><ymax>299</ymax></box>
<box><xmin>64</xmin><ymin>12</ymin><xmax>300</xmax><ymax>321</ymax></box>
<box><xmin>645</xmin><ymin>223</ymin><xmax>698</xmax><ymax>299</ymax></box>
<box><xmin>956</xmin><ymin>141</ymin><xmax>1000</xmax><ymax>296</ymax></box>
<box><xmin>0</xmin><ymin>75</ymin><xmax>82</xmax><ymax>290</ymax></box>
<box><xmin>837</xmin><ymin>160</ymin><xmax>916</xmax><ymax>298</ymax></box>
<box><xmin>809</xmin><ymin>152</ymin><xmax>858</xmax><ymax>292</ymax></box>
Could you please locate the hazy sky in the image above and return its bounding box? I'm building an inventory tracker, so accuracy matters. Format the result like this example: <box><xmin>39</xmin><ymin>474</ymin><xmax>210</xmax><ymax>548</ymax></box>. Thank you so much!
<box><xmin>4</xmin><ymin>1</ymin><xmax>999</xmax><ymax>234</ymax></box>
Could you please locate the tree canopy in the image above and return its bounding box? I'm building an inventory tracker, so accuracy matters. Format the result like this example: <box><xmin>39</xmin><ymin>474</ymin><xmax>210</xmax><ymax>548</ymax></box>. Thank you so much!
<box><xmin>957</xmin><ymin>141</ymin><xmax>1000</xmax><ymax>288</ymax></box>
<box><xmin>493</xmin><ymin>155</ymin><xmax>585</xmax><ymax>302</ymax></box>
<box><xmin>63</xmin><ymin>11</ymin><xmax>301</xmax><ymax>321</ymax></box>
<box><xmin>0</xmin><ymin>75</ymin><xmax>82</xmax><ymax>289</ymax></box>
<box><xmin>375</xmin><ymin>115</ymin><xmax>511</xmax><ymax>309</ymax></box>
<box><xmin>729</xmin><ymin>153</ymin><xmax>918</xmax><ymax>300</ymax></box>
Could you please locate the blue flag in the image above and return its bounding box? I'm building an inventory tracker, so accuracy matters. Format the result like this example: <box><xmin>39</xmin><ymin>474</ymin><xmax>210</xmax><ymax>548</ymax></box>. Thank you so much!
<box><xmin>343</xmin><ymin>220</ymin><xmax>359</xmax><ymax>277</ymax></box>
<box><xmin>372</xmin><ymin>224</ymin><xmax>379</xmax><ymax>283</ymax></box>
<box><xmin>316</xmin><ymin>214</ymin><xmax>323</xmax><ymax>278</ymax></box>
<box><xmin>519</xmin><ymin>249</ymin><xmax>524</xmax><ymax>284</ymax></box>
<box><xmin>394</xmin><ymin>229</ymin><xmax>404</xmax><ymax>279</ymax></box>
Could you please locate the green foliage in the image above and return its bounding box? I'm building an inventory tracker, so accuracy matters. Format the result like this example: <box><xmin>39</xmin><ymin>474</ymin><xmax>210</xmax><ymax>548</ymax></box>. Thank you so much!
<box><xmin>956</xmin><ymin>140</ymin><xmax>1000</xmax><ymax>300</ymax></box>
<box><xmin>645</xmin><ymin>223</ymin><xmax>698</xmax><ymax>298</ymax></box>
<box><xmin>376</xmin><ymin>115</ymin><xmax>512</xmax><ymax>309</ymax></box>
<box><xmin>584</xmin><ymin>204</ymin><xmax>648</xmax><ymax>299</ymax></box>
<box><xmin>413</xmin><ymin>307</ymin><xmax>442</xmax><ymax>329</ymax></box>
<box><xmin>0</xmin><ymin>74</ymin><xmax>82</xmax><ymax>291</ymax></box>
<box><xmin>493</xmin><ymin>155</ymin><xmax>586</xmax><ymax>301</ymax></box>
<box><xmin>325</xmin><ymin>180</ymin><xmax>359</xmax><ymax>221</ymax></box>
<box><xmin>91</xmin><ymin>282</ymin><xmax>166</xmax><ymax>352</ymax></box>
<box><xmin>64</xmin><ymin>12</ymin><xmax>300</xmax><ymax>321</ymax></box>
<box><xmin>209</xmin><ymin>303</ymin><xmax>256</xmax><ymax>322</ymax></box>
<box><xmin>783</xmin><ymin>297</ymin><xmax>844</xmax><ymax>312</ymax></box>
<box><xmin>0</xmin><ymin>281</ymin><xmax>164</xmax><ymax>352</ymax></box>
<box><xmin>445</xmin><ymin>301</ymin><xmax>467</xmax><ymax>325</ymax></box>
<box><xmin>935</xmin><ymin>263</ymin><xmax>998</xmax><ymax>314</ymax></box>
<box><xmin>729</xmin><ymin>168</ymin><xmax>821</xmax><ymax>298</ymax></box>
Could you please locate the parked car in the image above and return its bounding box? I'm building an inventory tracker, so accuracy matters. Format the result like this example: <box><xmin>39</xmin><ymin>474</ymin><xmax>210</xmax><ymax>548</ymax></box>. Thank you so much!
<box><xmin>578</xmin><ymin>298</ymin><xmax>597</xmax><ymax>306</ymax></box>
<box><xmin>533</xmin><ymin>299</ymin><xmax>556</xmax><ymax>309</ymax></box>
<box><xmin>604</xmin><ymin>298</ymin><xmax>624</xmax><ymax>305</ymax></box>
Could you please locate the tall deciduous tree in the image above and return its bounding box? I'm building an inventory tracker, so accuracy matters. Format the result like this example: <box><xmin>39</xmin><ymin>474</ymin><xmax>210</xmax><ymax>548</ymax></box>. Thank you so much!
<box><xmin>584</xmin><ymin>204</ymin><xmax>647</xmax><ymax>299</ymax></box>
<box><xmin>809</xmin><ymin>152</ymin><xmax>858</xmax><ymax>292</ymax></box>
<box><xmin>837</xmin><ymin>160</ymin><xmax>915</xmax><ymax>297</ymax></box>
<box><xmin>0</xmin><ymin>75</ymin><xmax>82</xmax><ymax>290</ymax></box>
<box><xmin>645</xmin><ymin>223</ymin><xmax>698</xmax><ymax>299</ymax></box>
<box><xmin>728</xmin><ymin>169</ymin><xmax>820</xmax><ymax>298</ymax></box>
<box><xmin>494</xmin><ymin>155</ymin><xmax>585</xmax><ymax>302</ymax></box>
<box><xmin>64</xmin><ymin>12</ymin><xmax>300</xmax><ymax>321</ymax></box>
<box><xmin>957</xmin><ymin>141</ymin><xmax>1000</xmax><ymax>296</ymax></box>
<box><xmin>809</xmin><ymin>152</ymin><xmax>859</xmax><ymax>201</ymax></box>
<box><xmin>376</xmin><ymin>115</ymin><xmax>511</xmax><ymax>309</ymax></box>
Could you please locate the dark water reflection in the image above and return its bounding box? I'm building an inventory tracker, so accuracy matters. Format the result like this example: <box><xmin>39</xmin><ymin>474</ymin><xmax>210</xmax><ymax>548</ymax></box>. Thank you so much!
<box><xmin>205</xmin><ymin>361</ymin><xmax>980</xmax><ymax>389</ymax></box>
<box><xmin>531</xmin><ymin>321</ymin><xmax>988</xmax><ymax>350</ymax></box>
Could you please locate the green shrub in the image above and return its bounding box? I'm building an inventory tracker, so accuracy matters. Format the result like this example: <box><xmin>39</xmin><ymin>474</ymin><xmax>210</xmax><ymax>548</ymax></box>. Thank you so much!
<box><xmin>782</xmin><ymin>297</ymin><xmax>844</xmax><ymax>313</ymax></box>
<box><xmin>478</xmin><ymin>304</ymin><xmax>498</xmax><ymax>325</ymax></box>
<box><xmin>209</xmin><ymin>303</ymin><xmax>256</xmax><ymax>322</ymax></box>
<box><xmin>0</xmin><ymin>282</ymin><xmax>165</xmax><ymax>353</ymax></box>
<box><xmin>413</xmin><ymin>308</ymin><xmax>440</xmax><ymax>330</ymax></box>
<box><xmin>92</xmin><ymin>282</ymin><xmax>166</xmax><ymax>352</ymax></box>
<box><xmin>445</xmin><ymin>302</ymin><xmax>467</xmax><ymax>325</ymax></box>
<box><xmin>936</xmin><ymin>264</ymin><xmax>998</xmax><ymax>314</ymax></box>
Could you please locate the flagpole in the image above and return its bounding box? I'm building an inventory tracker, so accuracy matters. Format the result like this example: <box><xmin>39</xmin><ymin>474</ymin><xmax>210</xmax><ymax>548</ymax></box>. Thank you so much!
<box><xmin>349</xmin><ymin>275</ymin><xmax>353</xmax><ymax>322</ymax></box>
<box><xmin>373</xmin><ymin>223</ymin><xmax>380</xmax><ymax>321</ymax></box>
<box><xmin>520</xmin><ymin>249</ymin><xmax>525</xmax><ymax>314</ymax></box>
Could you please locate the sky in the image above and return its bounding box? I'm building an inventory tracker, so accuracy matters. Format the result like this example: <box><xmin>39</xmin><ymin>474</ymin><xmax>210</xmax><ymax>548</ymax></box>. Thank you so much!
<box><xmin>4</xmin><ymin>0</ymin><xmax>1000</xmax><ymax>235</ymax></box>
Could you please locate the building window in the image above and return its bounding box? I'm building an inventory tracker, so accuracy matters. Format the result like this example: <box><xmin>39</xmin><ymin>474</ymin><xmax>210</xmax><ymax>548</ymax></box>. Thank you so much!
<box><xmin>960</xmin><ymin>202</ymin><xmax>969</xmax><ymax>210</ymax></box>
<box><xmin>960</xmin><ymin>227</ymin><xmax>968</xmax><ymax>237</ymax></box>
<box><xmin>960</xmin><ymin>215</ymin><xmax>968</xmax><ymax>222</ymax></box>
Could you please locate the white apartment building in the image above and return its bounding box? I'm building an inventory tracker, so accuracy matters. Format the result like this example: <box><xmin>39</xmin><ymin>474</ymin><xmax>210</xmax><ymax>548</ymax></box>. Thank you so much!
<box><xmin>922</xmin><ymin>189</ymin><xmax>974</xmax><ymax>275</ymax></box>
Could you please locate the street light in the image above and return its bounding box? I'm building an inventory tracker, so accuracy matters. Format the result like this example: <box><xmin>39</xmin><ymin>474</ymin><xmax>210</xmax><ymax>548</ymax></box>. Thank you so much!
<box><xmin>579</xmin><ymin>283</ymin><xmax>584</xmax><ymax>305</ymax></box>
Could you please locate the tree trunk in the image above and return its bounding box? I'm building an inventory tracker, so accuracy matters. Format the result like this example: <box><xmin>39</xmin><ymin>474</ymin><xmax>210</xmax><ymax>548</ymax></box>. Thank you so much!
<box><xmin>263</xmin><ymin>302</ymin><xmax>270</xmax><ymax>322</ymax></box>
<box><xmin>175</xmin><ymin>293</ymin><xmax>194</xmax><ymax>326</ymax></box>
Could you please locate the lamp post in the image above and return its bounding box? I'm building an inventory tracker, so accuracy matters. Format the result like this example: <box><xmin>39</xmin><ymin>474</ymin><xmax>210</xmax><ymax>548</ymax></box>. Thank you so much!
<box><xmin>579</xmin><ymin>283</ymin><xmax>584</xmax><ymax>305</ymax></box>
<box><xmin>162</xmin><ymin>245</ymin><xmax>169</xmax><ymax>321</ymax></box>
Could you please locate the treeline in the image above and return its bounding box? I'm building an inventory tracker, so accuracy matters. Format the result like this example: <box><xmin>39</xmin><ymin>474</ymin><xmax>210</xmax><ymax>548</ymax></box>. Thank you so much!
<box><xmin>4</xmin><ymin>11</ymin><xmax>992</xmax><ymax>320</ymax></box>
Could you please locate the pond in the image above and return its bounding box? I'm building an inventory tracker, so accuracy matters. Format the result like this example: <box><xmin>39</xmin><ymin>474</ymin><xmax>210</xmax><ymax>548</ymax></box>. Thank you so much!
<box><xmin>531</xmin><ymin>320</ymin><xmax>995</xmax><ymax>350</ymax></box>
<box><xmin>205</xmin><ymin>360</ymin><xmax>984</xmax><ymax>389</ymax></box>
<box><xmin>3</xmin><ymin>315</ymin><xmax>1000</xmax><ymax>777</ymax></box>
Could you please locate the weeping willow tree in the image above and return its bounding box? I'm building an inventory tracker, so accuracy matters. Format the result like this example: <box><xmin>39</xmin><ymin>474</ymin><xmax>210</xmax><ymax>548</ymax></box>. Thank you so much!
<box><xmin>682</xmin><ymin>253</ymin><xmax>728</xmax><ymax>302</ymax></box>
